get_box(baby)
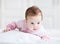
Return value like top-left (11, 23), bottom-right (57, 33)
top-left (3, 6), bottom-right (49, 40)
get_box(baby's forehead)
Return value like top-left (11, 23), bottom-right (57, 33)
top-left (27, 19), bottom-right (41, 23)
top-left (27, 16), bottom-right (41, 21)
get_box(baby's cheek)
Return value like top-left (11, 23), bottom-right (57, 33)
top-left (38, 26), bottom-right (40, 29)
top-left (27, 24), bottom-right (32, 28)
top-left (28, 26), bottom-right (33, 30)
top-left (38, 25), bottom-right (41, 29)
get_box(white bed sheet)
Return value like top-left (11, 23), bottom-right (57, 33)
top-left (0, 29), bottom-right (60, 44)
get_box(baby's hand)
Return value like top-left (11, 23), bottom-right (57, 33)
top-left (41, 35), bottom-right (50, 40)
top-left (3, 28), bottom-right (11, 32)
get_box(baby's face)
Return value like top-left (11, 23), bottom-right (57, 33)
top-left (26, 13), bottom-right (42, 31)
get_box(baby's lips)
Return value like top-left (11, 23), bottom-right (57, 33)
top-left (33, 29), bottom-right (37, 30)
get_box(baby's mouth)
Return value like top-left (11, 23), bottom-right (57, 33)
top-left (33, 29), bottom-right (37, 30)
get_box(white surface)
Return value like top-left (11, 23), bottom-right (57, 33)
top-left (0, 30), bottom-right (41, 44)
top-left (0, 29), bottom-right (60, 44)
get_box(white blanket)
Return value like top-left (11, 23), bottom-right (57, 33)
top-left (0, 30), bottom-right (60, 44)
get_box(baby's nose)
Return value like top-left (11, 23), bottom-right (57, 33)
top-left (33, 26), bottom-right (38, 30)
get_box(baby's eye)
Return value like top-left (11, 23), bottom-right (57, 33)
top-left (31, 22), bottom-right (34, 24)
top-left (37, 22), bottom-right (40, 24)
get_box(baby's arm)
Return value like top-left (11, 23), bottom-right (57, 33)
top-left (3, 22), bottom-right (17, 32)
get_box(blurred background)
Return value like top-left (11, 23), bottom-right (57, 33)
top-left (0, 0), bottom-right (60, 30)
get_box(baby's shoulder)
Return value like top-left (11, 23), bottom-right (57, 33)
top-left (16, 19), bottom-right (26, 28)
top-left (16, 19), bottom-right (26, 24)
